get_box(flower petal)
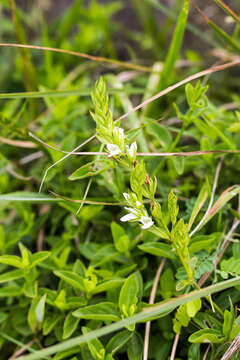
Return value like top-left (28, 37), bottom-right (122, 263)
top-left (123, 192), bottom-right (130, 201)
top-left (139, 216), bottom-right (154, 229)
top-left (120, 213), bottom-right (138, 222)
top-left (106, 144), bottom-right (121, 157)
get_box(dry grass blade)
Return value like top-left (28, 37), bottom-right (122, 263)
top-left (0, 43), bottom-right (153, 73)
top-left (0, 137), bottom-right (36, 148)
top-left (143, 258), bottom-right (166, 360)
top-left (221, 333), bottom-right (240, 360)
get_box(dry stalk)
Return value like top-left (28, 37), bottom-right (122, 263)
top-left (143, 258), bottom-right (166, 360)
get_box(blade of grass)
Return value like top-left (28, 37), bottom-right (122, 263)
top-left (214, 0), bottom-right (240, 24)
top-left (0, 87), bottom-right (144, 99)
top-left (0, 43), bottom-right (154, 73)
top-left (190, 0), bottom-right (240, 53)
top-left (146, 0), bottom-right (189, 115)
top-left (17, 277), bottom-right (240, 360)
top-left (145, 0), bottom-right (217, 46)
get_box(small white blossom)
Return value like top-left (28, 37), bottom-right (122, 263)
top-left (126, 141), bottom-right (137, 161)
top-left (139, 216), bottom-right (154, 230)
top-left (120, 213), bottom-right (138, 222)
top-left (124, 207), bottom-right (141, 216)
top-left (106, 144), bottom-right (121, 157)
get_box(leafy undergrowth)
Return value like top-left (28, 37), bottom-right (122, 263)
top-left (1, 1), bottom-right (240, 360)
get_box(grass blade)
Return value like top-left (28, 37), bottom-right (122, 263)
top-left (0, 87), bottom-right (144, 99)
top-left (18, 277), bottom-right (240, 360)
top-left (214, 0), bottom-right (240, 24)
top-left (191, 0), bottom-right (240, 53)
top-left (145, 0), bottom-right (189, 114)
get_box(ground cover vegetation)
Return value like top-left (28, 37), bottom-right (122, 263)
top-left (1, 0), bottom-right (240, 359)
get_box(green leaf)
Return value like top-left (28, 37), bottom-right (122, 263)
top-left (222, 305), bottom-right (234, 338)
top-left (0, 286), bottom-right (22, 297)
top-left (82, 327), bottom-right (105, 360)
top-left (69, 160), bottom-right (113, 181)
top-left (186, 299), bottom-right (202, 318)
top-left (188, 183), bottom-right (208, 231)
top-left (138, 242), bottom-right (176, 260)
top-left (119, 273), bottom-right (138, 325)
top-left (17, 277), bottom-right (240, 360)
top-left (53, 271), bottom-right (85, 291)
top-left (63, 313), bottom-right (80, 340)
top-left (189, 329), bottom-right (224, 344)
top-left (106, 330), bottom-right (133, 355)
top-left (168, 189), bottom-right (179, 226)
top-left (90, 245), bottom-right (119, 267)
top-left (160, 268), bottom-right (175, 299)
top-left (127, 332), bottom-right (143, 360)
top-left (145, 120), bottom-right (172, 149)
top-left (73, 303), bottom-right (120, 322)
top-left (0, 255), bottom-right (23, 268)
top-left (43, 314), bottom-right (62, 336)
top-left (130, 160), bottom-right (146, 194)
top-left (0, 269), bottom-right (24, 283)
top-left (30, 252), bottom-right (50, 268)
top-left (221, 257), bottom-right (240, 276)
top-left (91, 278), bottom-right (124, 295)
top-left (111, 222), bottom-right (130, 253)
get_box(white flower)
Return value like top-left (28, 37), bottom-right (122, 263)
top-left (113, 127), bottom-right (125, 140)
top-left (126, 141), bottom-right (137, 161)
top-left (106, 144), bottom-right (121, 157)
top-left (120, 213), bottom-right (138, 222)
top-left (139, 216), bottom-right (154, 230)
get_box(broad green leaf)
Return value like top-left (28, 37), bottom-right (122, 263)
top-left (138, 242), bottom-right (176, 260)
top-left (69, 160), bottom-right (113, 181)
top-left (189, 329), bottom-right (224, 344)
top-left (119, 273), bottom-right (138, 325)
top-left (90, 278), bottom-right (124, 295)
top-left (53, 346), bottom-right (81, 360)
top-left (0, 269), bottom-right (24, 283)
top-left (82, 327), bottom-right (105, 360)
top-left (90, 245), bottom-right (119, 267)
top-left (186, 299), bottom-right (202, 318)
top-left (145, 120), bottom-right (172, 149)
top-left (106, 330), bottom-right (132, 355)
top-left (73, 303), bottom-right (120, 322)
top-left (222, 306), bottom-right (234, 338)
top-left (111, 222), bottom-right (130, 253)
top-left (171, 157), bottom-right (185, 175)
top-left (43, 314), bottom-right (62, 336)
top-left (63, 313), bottom-right (80, 340)
top-left (53, 271), bottom-right (85, 291)
top-left (160, 268), bottom-right (175, 299)
top-left (30, 252), bottom-right (50, 268)
top-left (17, 277), bottom-right (240, 360)
top-left (0, 255), bottom-right (23, 269)
top-left (127, 332), bottom-right (143, 360)
top-left (35, 294), bottom-right (46, 324)
top-left (221, 257), bottom-right (240, 275)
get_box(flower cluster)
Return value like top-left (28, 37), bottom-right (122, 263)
top-left (106, 126), bottom-right (137, 163)
top-left (120, 192), bottom-right (154, 230)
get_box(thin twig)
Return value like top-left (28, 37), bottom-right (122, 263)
top-left (190, 157), bottom-right (223, 237)
top-left (143, 258), bottom-right (166, 360)
top-left (170, 334), bottom-right (180, 360)
top-left (203, 344), bottom-right (211, 360)
top-left (9, 340), bottom-right (35, 360)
